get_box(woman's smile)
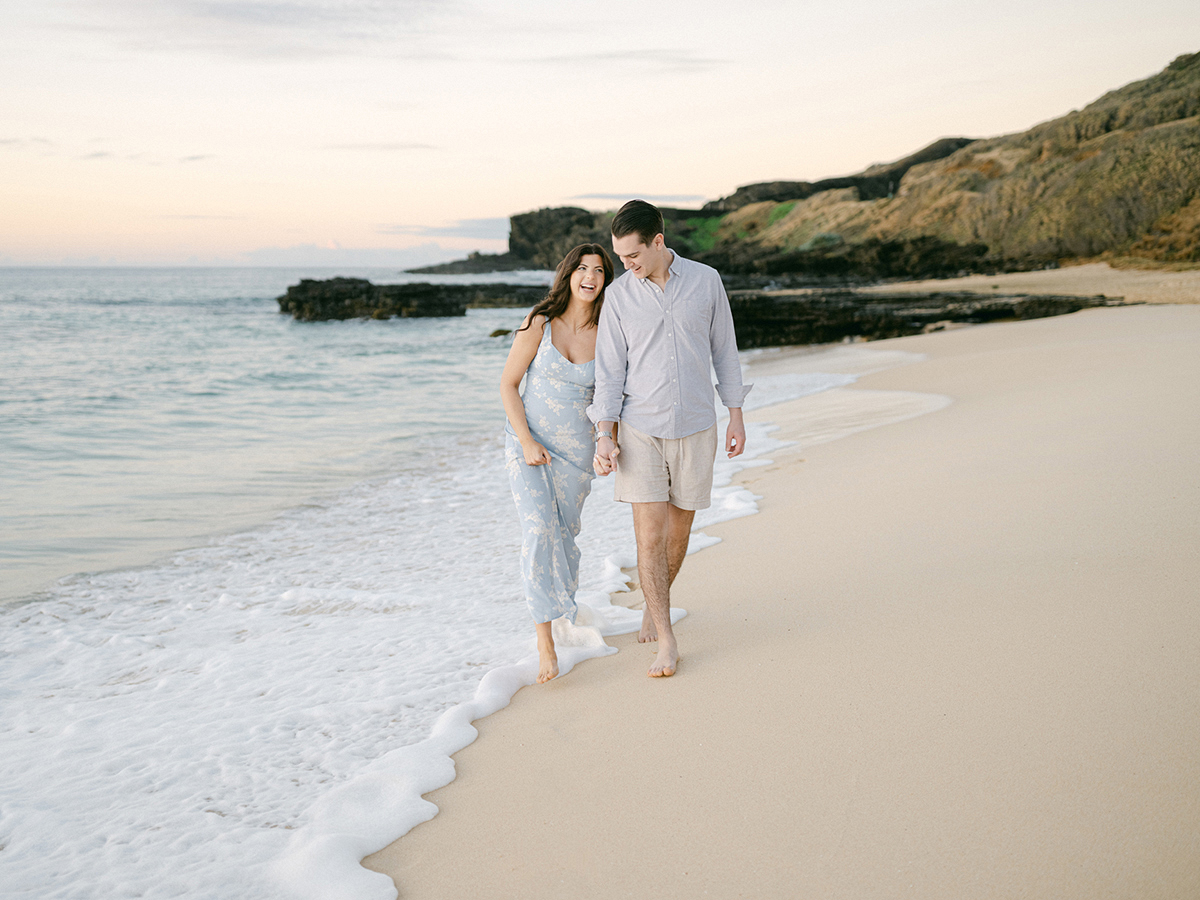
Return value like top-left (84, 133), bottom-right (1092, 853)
top-left (569, 254), bottom-right (607, 304)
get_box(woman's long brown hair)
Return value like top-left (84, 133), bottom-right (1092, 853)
top-left (515, 243), bottom-right (614, 333)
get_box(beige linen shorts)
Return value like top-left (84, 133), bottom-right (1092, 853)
top-left (613, 422), bottom-right (718, 510)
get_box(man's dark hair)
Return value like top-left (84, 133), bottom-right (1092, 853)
top-left (611, 199), bottom-right (664, 247)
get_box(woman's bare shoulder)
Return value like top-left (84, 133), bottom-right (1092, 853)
top-left (521, 310), bottom-right (549, 332)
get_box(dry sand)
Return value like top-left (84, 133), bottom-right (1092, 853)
top-left (861, 261), bottom-right (1200, 304)
top-left (363, 302), bottom-right (1200, 899)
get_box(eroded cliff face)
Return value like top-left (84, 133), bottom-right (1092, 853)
top-left (703, 51), bottom-right (1200, 273)
top-left (508, 207), bottom-right (612, 269)
top-left (413, 52), bottom-right (1199, 279)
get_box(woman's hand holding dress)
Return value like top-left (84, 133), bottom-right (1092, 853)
top-left (521, 439), bottom-right (552, 466)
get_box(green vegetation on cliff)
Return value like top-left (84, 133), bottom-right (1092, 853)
top-left (704, 51), bottom-right (1200, 274)
top-left (411, 52), bottom-right (1199, 279)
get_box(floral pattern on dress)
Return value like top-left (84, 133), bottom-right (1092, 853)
top-left (505, 316), bottom-right (596, 624)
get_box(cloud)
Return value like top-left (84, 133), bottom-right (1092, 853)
top-left (325, 142), bottom-right (439, 151)
top-left (572, 193), bottom-right (708, 204)
top-left (519, 48), bottom-right (727, 74)
top-left (375, 218), bottom-right (509, 240)
top-left (237, 241), bottom-right (461, 267)
top-left (179, 154), bottom-right (215, 162)
top-left (80, 151), bottom-right (113, 160)
top-left (51, 0), bottom-right (458, 60)
top-left (1, 137), bottom-right (54, 151)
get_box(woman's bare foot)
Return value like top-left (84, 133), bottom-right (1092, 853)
top-left (536, 622), bottom-right (558, 683)
top-left (537, 647), bottom-right (559, 683)
top-left (648, 641), bottom-right (679, 677)
top-left (638, 606), bottom-right (658, 643)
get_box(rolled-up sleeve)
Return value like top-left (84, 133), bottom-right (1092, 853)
top-left (587, 297), bottom-right (627, 425)
top-left (710, 277), bottom-right (752, 408)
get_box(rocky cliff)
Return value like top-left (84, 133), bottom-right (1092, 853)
top-left (408, 205), bottom-right (722, 273)
top-left (701, 137), bottom-right (978, 211)
top-left (413, 52), bottom-right (1199, 279)
top-left (703, 51), bottom-right (1200, 273)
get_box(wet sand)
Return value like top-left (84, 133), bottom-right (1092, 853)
top-left (363, 302), bottom-right (1200, 899)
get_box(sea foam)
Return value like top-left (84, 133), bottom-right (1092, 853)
top-left (0, 360), bottom-right (920, 900)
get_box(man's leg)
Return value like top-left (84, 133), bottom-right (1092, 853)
top-left (638, 503), bottom-right (696, 642)
top-left (632, 501), bottom-right (695, 676)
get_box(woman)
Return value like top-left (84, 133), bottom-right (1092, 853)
top-left (500, 243), bottom-right (615, 683)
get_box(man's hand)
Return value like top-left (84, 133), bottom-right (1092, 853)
top-left (725, 408), bottom-right (747, 458)
top-left (593, 435), bottom-right (620, 475)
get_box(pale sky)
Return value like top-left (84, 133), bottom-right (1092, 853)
top-left (2, 0), bottom-right (1197, 266)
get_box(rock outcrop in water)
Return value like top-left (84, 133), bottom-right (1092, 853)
top-left (279, 276), bottom-right (1127, 346)
top-left (727, 290), bottom-right (1126, 348)
top-left (277, 278), bottom-right (545, 322)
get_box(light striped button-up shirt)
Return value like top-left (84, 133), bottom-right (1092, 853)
top-left (587, 251), bottom-right (751, 439)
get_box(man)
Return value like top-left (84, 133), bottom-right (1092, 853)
top-left (589, 199), bottom-right (751, 677)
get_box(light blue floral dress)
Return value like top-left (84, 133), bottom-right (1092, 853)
top-left (505, 316), bottom-right (596, 624)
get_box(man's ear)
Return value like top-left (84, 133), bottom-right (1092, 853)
top-left (653, 233), bottom-right (666, 250)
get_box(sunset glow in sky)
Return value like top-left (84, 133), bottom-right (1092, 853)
top-left (2, 0), bottom-right (1197, 266)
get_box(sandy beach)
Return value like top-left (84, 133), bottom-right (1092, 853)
top-left (363, 300), bottom-right (1200, 899)
top-left (862, 261), bottom-right (1200, 305)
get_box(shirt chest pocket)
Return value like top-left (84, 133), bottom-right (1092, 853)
top-left (674, 296), bottom-right (712, 336)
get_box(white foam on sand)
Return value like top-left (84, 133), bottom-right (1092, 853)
top-left (271, 361), bottom-right (944, 900)
top-left (0, 346), bottom-right (946, 900)
top-left (268, 415), bottom-right (805, 900)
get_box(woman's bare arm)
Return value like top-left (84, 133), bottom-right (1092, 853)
top-left (500, 314), bottom-right (552, 465)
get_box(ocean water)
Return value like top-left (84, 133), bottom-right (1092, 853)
top-left (0, 268), bottom-right (895, 899)
top-left (0, 267), bottom-right (554, 603)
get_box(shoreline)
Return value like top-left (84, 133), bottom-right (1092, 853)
top-left (863, 260), bottom-right (1200, 304)
top-left (268, 349), bottom-right (920, 900)
top-left (362, 302), bottom-right (1200, 899)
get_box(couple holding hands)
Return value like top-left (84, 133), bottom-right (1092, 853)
top-left (500, 200), bottom-right (750, 682)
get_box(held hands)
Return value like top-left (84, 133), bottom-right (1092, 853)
top-left (521, 440), bottom-right (552, 466)
top-left (593, 436), bottom-right (619, 476)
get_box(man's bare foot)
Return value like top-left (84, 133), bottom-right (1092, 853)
top-left (638, 606), bottom-right (658, 643)
top-left (648, 642), bottom-right (679, 678)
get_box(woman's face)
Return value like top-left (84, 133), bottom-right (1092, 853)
top-left (569, 254), bottom-right (606, 304)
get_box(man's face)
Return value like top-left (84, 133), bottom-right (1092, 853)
top-left (611, 232), bottom-right (663, 279)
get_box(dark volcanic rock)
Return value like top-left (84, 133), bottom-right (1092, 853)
top-left (277, 278), bottom-right (545, 321)
top-left (508, 207), bottom-right (611, 269)
top-left (703, 235), bottom-right (997, 279)
top-left (728, 290), bottom-right (1125, 349)
top-left (416, 204), bottom-right (726, 274)
top-left (702, 138), bottom-right (979, 212)
top-left (406, 251), bottom-right (535, 275)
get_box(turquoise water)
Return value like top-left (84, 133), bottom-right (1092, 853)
top-left (0, 267), bottom-right (549, 601)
